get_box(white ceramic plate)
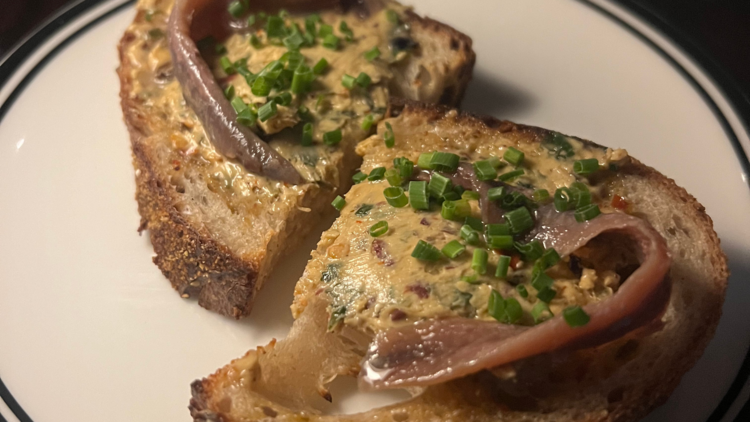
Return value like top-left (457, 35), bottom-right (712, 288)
top-left (1, 0), bottom-right (749, 421)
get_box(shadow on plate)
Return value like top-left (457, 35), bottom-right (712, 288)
top-left (461, 70), bottom-right (537, 119)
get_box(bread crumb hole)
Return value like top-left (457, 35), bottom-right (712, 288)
top-left (262, 406), bottom-right (278, 417)
top-left (392, 411), bottom-right (409, 421)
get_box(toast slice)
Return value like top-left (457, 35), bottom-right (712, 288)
top-left (189, 100), bottom-right (728, 421)
top-left (117, 0), bottom-right (475, 318)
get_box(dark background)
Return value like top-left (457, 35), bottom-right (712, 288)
top-left (1, 0), bottom-right (749, 420)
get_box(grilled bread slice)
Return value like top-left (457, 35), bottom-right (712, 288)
top-left (117, 0), bottom-right (475, 318)
top-left (189, 100), bottom-right (727, 422)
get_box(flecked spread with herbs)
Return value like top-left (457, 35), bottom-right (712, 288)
top-left (122, 0), bottom-right (414, 227)
top-left (294, 110), bottom-right (635, 334)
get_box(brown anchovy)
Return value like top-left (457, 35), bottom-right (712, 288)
top-left (167, 0), bottom-right (304, 185)
top-left (359, 205), bottom-right (671, 390)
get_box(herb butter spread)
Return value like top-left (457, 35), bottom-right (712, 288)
top-left (295, 115), bottom-right (635, 334)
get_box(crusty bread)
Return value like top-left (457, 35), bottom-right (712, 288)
top-left (117, 0), bottom-right (475, 318)
top-left (189, 100), bottom-right (728, 422)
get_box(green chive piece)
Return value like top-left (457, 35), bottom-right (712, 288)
top-left (339, 21), bottom-right (354, 41)
top-left (215, 43), bottom-right (228, 54)
top-left (503, 147), bottom-right (525, 166)
top-left (504, 207), bottom-right (534, 234)
top-left (250, 34), bottom-right (262, 48)
top-left (441, 200), bottom-right (471, 221)
top-left (385, 168), bottom-right (402, 187)
top-left (488, 290), bottom-right (505, 321)
top-left (323, 129), bottom-right (343, 146)
top-left (408, 181), bottom-right (429, 210)
top-left (537, 287), bottom-right (557, 303)
top-left (236, 107), bottom-right (257, 127)
top-left (460, 225), bottom-right (480, 246)
top-left (353, 171), bottom-right (367, 184)
top-left (278, 9), bottom-right (289, 19)
top-left (503, 298), bottom-right (523, 324)
top-left (428, 173), bottom-right (452, 199)
top-left (386, 9), bottom-right (400, 24)
top-left (223, 84), bottom-right (235, 99)
top-left (531, 271), bottom-right (554, 292)
top-left (369, 221), bottom-right (389, 237)
top-left (516, 240), bottom-right (544, 261)
top-left (563, 306), bottom-right (590, 327)
top-left (532, 189), bottom-right (550, 203)
top-left (258, 101), bottom-right (277, 122)
top-left (220, 56), bottom-right (236, 75)
top-left (462, 190), bottom-right (480, 201)
top-left (228, 1), bottom-right (246, 18)
top-left (251, 76), bottom-right (271, 96)
top-left (472, 249), bottom-right (489, 275)
top-left (313, 58), bottom-right (328, 75)
top-left (417, 152), bottom-right (435, 169)
top-left (318, 23), bottom-right (333, 38)
top-left (473, 160), bottom-right (497, 181)
top-left (283, 31), bottom-right (305, 50)
top-left (384, 186), bottom-right (408, 208)
top-left (441, 189), bottom-right (460, 202)
top-left (430, 152), bottom-right (460, 172)
top-left (384, 122), bottom-right (395, 148)
top-left (230, 96), bottom-right (247, 113)
top-left (323, 33), bottom-right (340, 49)
top-left (540, 248), bottom-right (561, 269)
top-left (291, 65), bottom-right (313, 94)
top-left (441, 240), bottom-right (465, 259)
top-left (411, 240), bottom-right (441, 261)
top-left (554, 188), bottom-right (572, 212)
top-left (365, 46), bottom-right (381, 61)
top-left (488, 156), bottom-right (503, 168)
top-left (368, 167), bottom-right (386, 181)
top-left (486, 223), bottom-right (510, 236)
top-left (575, 204), bottom-right (601, 222)
top-left (341, 74), bottom-right (356, 89)
top-left (462, 274), bottom-right (480, 284)
top-left (301, 122), bottom-right (314, 146)
top-left (464, 216), bottom-right (484, 232)
top-left (487, 186), bottom-right (505, 202)
top-left (516, 284), bottom-right (529, 298)
top-left (574, 158), bottom-right (600, 175)
top-left (498, 168), bottom-right (525, 182)
top-left (488, 235), bottom-right (513, 250)
top-left (246, 14), bottom-right (256, 26)
top-left (394, 157), bottom-right (414, 180)
top-left (532, 302), bottom-right (552, 324)
top-left (271, 92), bottom-right (292, 106)
top-left (332, 195), bottom-right (346, 211)
top-left (356, 72), bottom-right (372, 88)
top-left (496, 255), bottom-right (511, 278)
top-left (265, 16), bottom-right (286, 38)
top-left (361, 114), bottom-right (375, 131)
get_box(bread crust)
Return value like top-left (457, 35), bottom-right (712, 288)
top-left (189, 100), bottom-right (728, 422)
top-left (117, 3), bottom-right (475, 318)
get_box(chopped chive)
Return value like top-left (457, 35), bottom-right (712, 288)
top-left (301, 122), bottom-right (314, 146)
top-left (313, 58), bottom-right (328, 75)
top-left (496, 255), bottom-right (511, 278)
top-left (563, 306), bottom-right (590, 327)
top-left (283, 31), bottom-right (305, 50)
top-left (247, 14), bottom-right (256, 26)
top-left (385, 168), bottom-right (402, 187)
top-left (271, 92), bottom-right (292, 106)
top-left (441, 200), bottom-right (471, 220)
top-left (369, 221), bottom-right (389, 237)
top-left (540, 248), bottom-right (561, 268)
top-left (488, 235), bottom-right (513, 250)
top-left (488, 156), bottom-right (503, 168)
top-left (486, 223), bottom-right (510, 236)
top-left (361, 114), bottom-right (375, 131)
top-left (386, 9), bottom-right (400, 24)
top-left (488, 290), bottom-right (505, 321)
top-left (318, 23), bottom-right (333, 37)
top-left (384, 186), bottom-right (408, 208)
top-left (460, 224), bottom-right (480, 245)
top-left (574, 158), bottom-right (600, 175)
top-left (487, 186), bottom-right (505, 202)
top-left (228, 0), bottom-right (247, 18)
top-left (554, 188), bottom-right (572, 212)
top-left (411, 240), bottom-right (441, 261)
top-left (384, 122), bottom-right (395, 148)
top-left (291, 65), bottom-right (313, 94)
top-left (323, 33), bottom-right (340, 49)
top-left (430, 152), bottom-right (460, 172)
top-left (442, 189), bottom-right (461, 201)
top-left (251, 76), bottom-right (271, 96)
top-left (258, 101), bottom-right (277, 121)
top-left (532, 189), bottom-right (550, 203)
top-left (462, 190), bottom-right (480, 201)
top-left (341, 74), bottom-right (356, 89)
top-left (428, 173), bottom-right (452, 199)
top-left (367, 167), bottom-right (386, 181)
top-left (365, 46), bottom-right (381, 61)
top-left (278, 9), bottom-right (289, 19)
top-left (441, 240), bottom-right (465, 259)
top-left (323, 129), bottom-right (342, 145)
top-left (498, 168), bottom-right (525, 182)
top-left (464, 216), bottom-right (484, 232)
top-left (331, 195), bottom-right (346, 211)
top-left (230, 96), bottom-right (247, 113)
top-left (353, 171), bottom-right (367, 184)
top-left (339, 20), bottom-right (354, 41)
top-left (250, 34), bottom-right (262, 48)
top-left (531, 271), bottom-right (554, 292)
top-left (473, 160), bottom-right (497, 181)
top-left (472, 249), bottom-right (489, 275)
top-left (537, 287), bottom-right (557, 303)
top-left (417, 152), bottom-right (436, 169)
top-left (236, 107), bottom-right (257, 127)
top-left (223, 84), bottom-right (235, 99)
top-left (408, 181), bottom-right (429, 210)
top-left (462, 274), bottom-right (480, 284)
top-left (516, 240), bottom-right (544, 261)
top-left (575, 204), bottom-right (601, 222)
top-left (503, 298), bottom-right (523, 324)
top-left (394, 157), bottom-right (414, 180)
top-left (516, 284), bottom-right (529, 298)
top-left (532, 302), bottom-right (552, 324)
top-left (215, 43), bottom-right (228, 54)
top-left (356, 72), bottom-right (372, 88)
top-left (504, 206), bottom-right (534, 234)
top-left (503, 147), bottom-right (525, 166)
top-left (220, 56), bottom-right (236, 75)
top-left (266, 15), bottom-right (286, 38)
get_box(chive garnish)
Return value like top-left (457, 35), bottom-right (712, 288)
top-left (365, 46), bottom-right (381, 61)
top-left (356, 72), bottom-right (372, 88)
top-left (532, 302), bottom-right (552, 324)
top-left (441, 200), bottom-right (470, 221)
top-left (574, 158), bottom-right (600, 175)
top-left (532, 189), bottom-right (550, 203)
top-left (503, 147), bottom-right (525, 166)
top-left (486, 223), bottom-right (510, 236)
top-left (369, 221), bottom-right (389, 237)
top-left (236, 107), bottom-right (257, 127)
top-left (258, 101), bottom-right (277, 121)
top-left (301, 122), bottom-right (314, 146)
top-left (368, 167), bottom-right (386, 181)
top-left (496, 255), bottom-right (511, 278)
top-left (460, 224), bottom-right (480, 245)
top-left (430, 152), bottom-right (460, 172)
top-left (291, 65), bottom-right (313, 94)
top-left (383, 122), bottom-right (395, 148)
top-left (464, 216), bottom-right (484, 232)
top-left (384, 186), bottom-right (408, 208)
top-left (516, 240), bottom-right (544, 261)
top-left (537, 287), bottom-right (557, 303)
top-left (394, 157), bottom-right (414, 180)
top-left (411, 240), bottom-right (442, 261)
top-left (230, 96), bottom-right (247, 113)
top-left (361, 114), bottom-right (375, 131)
top-left (417, 152), bottom-right (435, 169)
top-left (563, 306), bottom-right (590, 327)
top-left (228, 1), bottom-right (247, 18)
top-left (516, 285), bottom-right (529, 298)
top-left (472, 249), bottom-right (489, 275)
top-left (331, 195), bottom-right (346, 211)
top-left (313, 58), bottom-right (328, 75)
top-left (575, 204), bottom-right (601, 222)
top-left (462, 190), bottom-right (480, 201)
top-left (323, 129), bottom-right (342, 145)
top-left (554, 188), bottom-right (571, 212)
top-left (441, 240), bottom-right (465, 259)
top-left (266, 16), bottom-right (286, 38)
top-left (498, 168), bottom-right (525, 182)
top-left (504, 206), bottom-right (534, 234)
top-left (323, 33), bottom-right (340, 49)
top-left (408, 181), bottom-right (429, 210)
top-left (352, 171), bottom-right (367, 184)
top-left (341, 74), bottom-right (356, 89)
top-left (531, 271), bottom-right (554, 292)
top-left (385, 168), bottom-right (402, 187)
top-left (339, 21), bottom-right (354, 41)
top-left (428, 173), bottom-right (452, 199)
top-left (487, 186), bottom-right (505, 202)
top-left (473, 160), bottom-right (497, 181)
top-left (220, 56), bottom-right (236, 75)
top-left (488, 235), bottom-right (513, 250)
